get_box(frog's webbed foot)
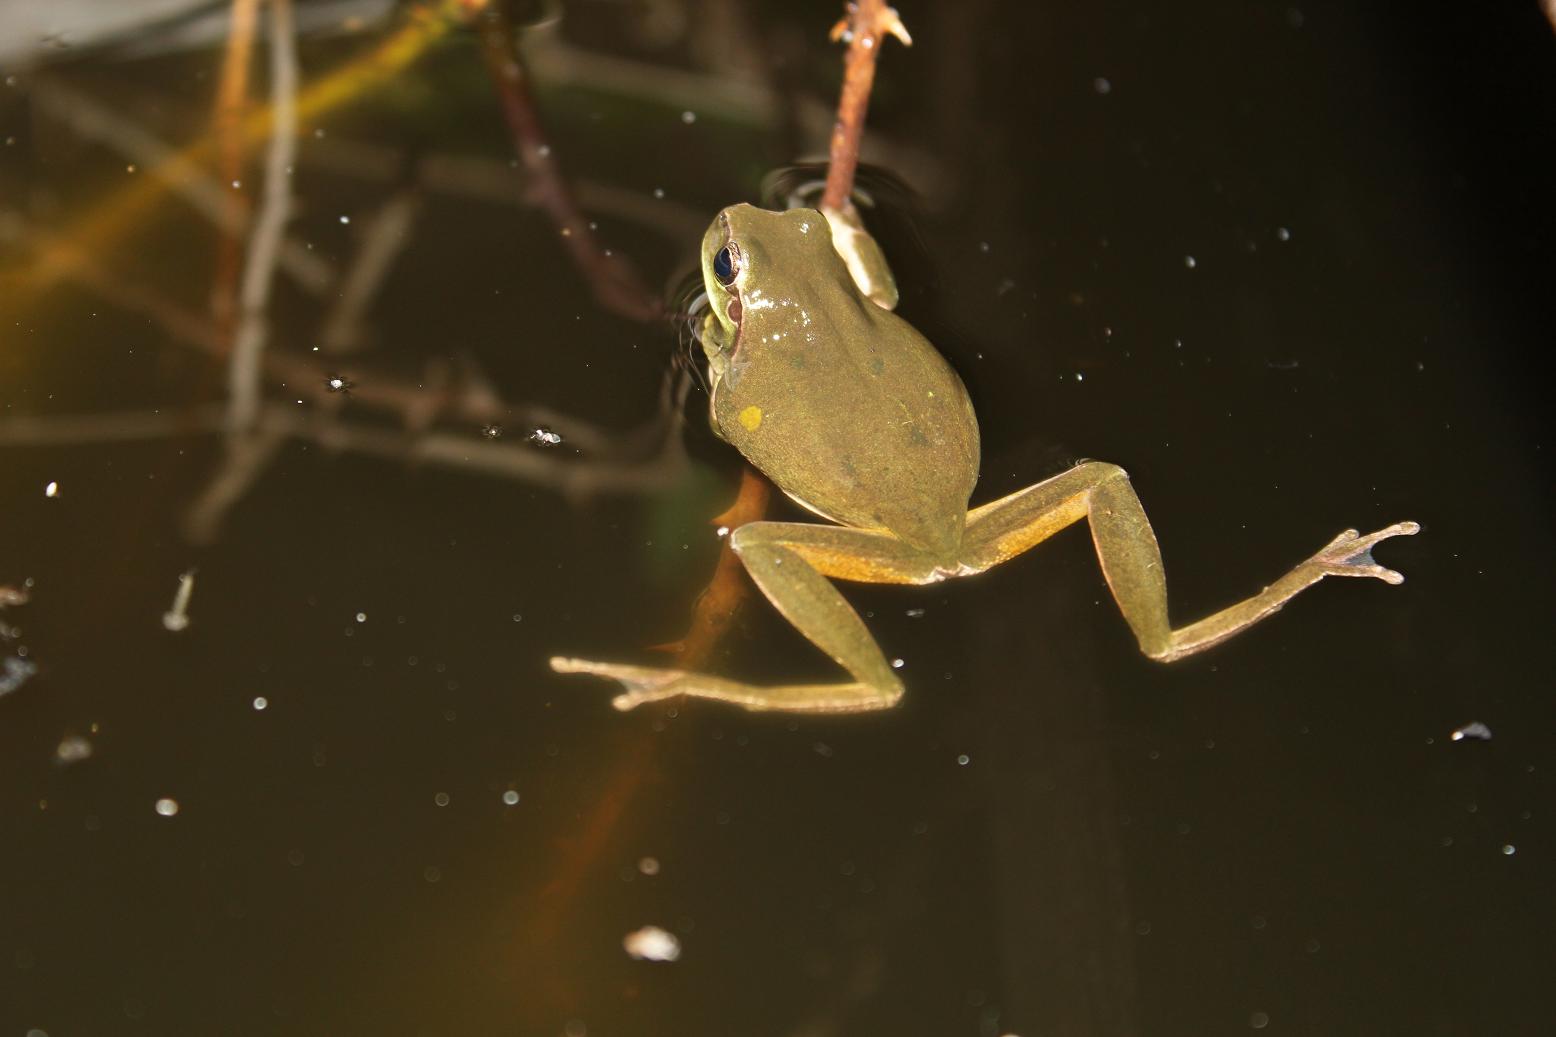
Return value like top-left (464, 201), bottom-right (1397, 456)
top-left (549, 657), bottom-right (692, 712)
top-left (1304, 521), bottom-right (1421, 585)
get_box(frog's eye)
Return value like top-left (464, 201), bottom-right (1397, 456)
top-left (713, 243), bottom-right (741, 286)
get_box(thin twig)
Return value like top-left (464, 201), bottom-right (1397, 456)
top-left (821, 0), bottom-right (912, 211)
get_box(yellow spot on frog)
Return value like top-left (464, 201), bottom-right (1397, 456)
top-left (739, 405), bottom-right (764, 431)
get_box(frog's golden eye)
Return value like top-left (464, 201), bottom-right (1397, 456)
top-left (713, 242), bottom-right (741, 286)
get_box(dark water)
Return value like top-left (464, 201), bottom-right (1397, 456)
top-left (1, 2), bottom-right (1552, 1034)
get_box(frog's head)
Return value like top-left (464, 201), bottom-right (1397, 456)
top-left (699, 204), bottom-right (838, 348)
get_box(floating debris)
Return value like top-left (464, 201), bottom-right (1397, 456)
top-left (637, 856), bottom-right (660, 876)
top-left (623, 925), bottom-right (681, 962)
top-left (44, 480), bottom-right (59, 498)
top-left (155, 797), bottom-right (180, 817)
top-left (480, 424), bottom-right (504, 440)
top-left (1450, 721), bottom-right (1492, 742)
top-left (324, 374), bottom-right (354, 394)
top-left (0, 656), bottom-right (37, 698)
top-left (55, 734), bottom-right (93, 765)
top-left (162, 571), bottom-right (196, 632)
top-left (0, 584), bottom-right (28, 608)
top-left (528, 427), bottom-right (563, 447)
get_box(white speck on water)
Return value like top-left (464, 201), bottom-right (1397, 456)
top-left (231, 179), bottom-right (241, 189)
top-left (623, 925), bottom-right (681, 961)
top-left (638, 856), bottom-right (660, 875)
top-left (1184, 255), bottom-right (1197, 269)
top-left (891, 658), bottom-right (905, 669)
top-left (1250, 1011), bottom-right (1270, 1030)
top-left (434, 792), bottom-right (450, 807)
top-left (680, 110), bottom-right (697, 124)
top-left (339, 215), bottom-right (350, 224)
top-left (957, 754), bottom-right (970, 766)
top-left (355, 612), bottom-right (366, 623)
top-left (653, 187), bottom-right (665, 199)
top-left (55, 735), bottom-right (93, 764)
top-left (1093, 76), bottom-right (1112, 94)
top-left (715, 526), bottom-right (730, 537)
top-left (1502, 844), bottom-right (1516, 856)
top-left (253, 696), bottom-right (268, 710)
top-left (1276, 226), bottom-right (1291, 242)
top-left (502, 790), bottom-right (520, 806)
top-left (162, 570), bottom-right (196, 632)
top-left (155, 798), bottom-right (180, 817)
top-left (44, 481), bottom-right (58, 498)
top-left (0, 657), bottom-right (39, 698)
top-left (1450, 721), bottom-right (1492, 741)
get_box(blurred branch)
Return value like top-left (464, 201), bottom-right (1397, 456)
top-left (319, 188), bottom-right (421, 354)
top-left (473, 3), bottom-right (662, 323)
top-left (228, 0), bottom-right (298, 433)
top-left (6, 0), bottom-right (488, 298)
top-left (28, 77), bottom-right (335, 295)
top-left (209, 0), bottom-right (261, 333)
top-left (0, 210), bottom-right (672, 456)
top-left (0, 402), bottom-right (688, 497)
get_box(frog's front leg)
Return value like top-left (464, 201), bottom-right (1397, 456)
top-left (551, 522), bottom-right (937, 713)
top-left (959, 461), bottom-right (1419, 661)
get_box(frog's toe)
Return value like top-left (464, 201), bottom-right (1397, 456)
top-left (1308, 521), bottom-right (1420, 583)
top-left (549, 656), bottom-right (689, 710)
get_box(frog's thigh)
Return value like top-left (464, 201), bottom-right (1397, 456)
top-left (733, 521), bottom-right (941, 585)
top-left (729, 522), bottom-right (924, 699)
top-left (960, 461), bottom-right (1172, 654)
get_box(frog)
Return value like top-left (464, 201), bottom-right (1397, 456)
top-left (551, 201), bottom-right (1419, 713)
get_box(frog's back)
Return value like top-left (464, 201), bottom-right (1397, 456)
top-left (714, 290), bottom-right (980, 558)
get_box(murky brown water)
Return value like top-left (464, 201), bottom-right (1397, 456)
top-left (1, 2), bottom-right (1551, 1034)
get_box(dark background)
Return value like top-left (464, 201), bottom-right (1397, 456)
top-left (1, 1), bottom-right (1551, 1034)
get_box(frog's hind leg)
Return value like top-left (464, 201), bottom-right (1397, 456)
top-left (959, 461), bottom-right (1418, 662)
top-left (552, 522), bottom-right (937, 713)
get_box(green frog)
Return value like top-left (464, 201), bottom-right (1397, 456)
top-left (551, 202), bottom-right (1418, 713)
